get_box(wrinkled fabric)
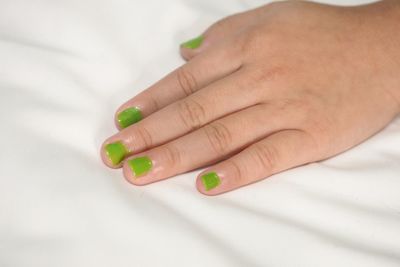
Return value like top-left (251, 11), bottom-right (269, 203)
top-left (0, 0), bottom-right (399, 266)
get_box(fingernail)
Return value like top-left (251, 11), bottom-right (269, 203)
top-left (128, 156), bottom-right (153, 177)
top-left (105, 142), bottom-right (128, 166)
top-left (200, 172), bottom-right (221, 191)
top-left (181, 36), bottom-right (204, 49)
top-left (117, 107), bottom-right (143, 129)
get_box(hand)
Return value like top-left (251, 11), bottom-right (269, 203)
top-left (101, 0), bottom-right (400, 195)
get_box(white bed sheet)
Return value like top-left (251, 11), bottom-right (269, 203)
top-left (0, 0), bottom-right (399, 266)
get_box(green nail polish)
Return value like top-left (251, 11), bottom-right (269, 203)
top-left (128, 156), bottom-right (153, 177)
top-left (201, 172), bottom-right (221, 191)
top-left (105, 142), bottom-right (128, 165)
top-left (181, 36), bottom-right (204, 49)
top-left (117, 107), bottom-right (143, 129)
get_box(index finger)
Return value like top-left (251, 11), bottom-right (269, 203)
top-left (114, 38), bottom-right (243, 129)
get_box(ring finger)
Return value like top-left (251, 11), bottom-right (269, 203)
top-left (121, 103), bottom-right (297, 185)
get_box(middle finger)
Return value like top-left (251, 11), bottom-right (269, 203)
top-left (101, 68), bottom-right (266, 167)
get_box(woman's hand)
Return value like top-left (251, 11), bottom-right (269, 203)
top-left (101, 1), bottom-right (400, 195)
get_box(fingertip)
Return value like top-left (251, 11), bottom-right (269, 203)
top-left (122, 155), bottom-right (155, 186)
top-left (100, 143), bottom-right (112, 168)
top-left (179, 35), bottom-right (206, 61)
top-left (122, 158), bottom-right (147, 186)
top-left (114, 103), bottom-right (130, 130)
top-left (114, 106), bottom-right (144, 130)
top-left (100, 140), bottom-right (129, 169)
top-left (196, 178), bottom-right (215, 196)
top-left (100, 145), bottom-right (122, 169)
top-left (196, 171), bottom-right (224, 196)
top-left (113, 113), bottom-right (123, 131)
top-left (122, 159), bottom-right (136, 184)
top-left (180, 46), bottom-right (201, 61)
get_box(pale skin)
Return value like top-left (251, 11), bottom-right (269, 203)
top-left (101, 0), bottom-right (400, 195)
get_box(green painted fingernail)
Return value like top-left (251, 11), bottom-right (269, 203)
top-left (201, 172), bottom-right (221, 191)
top-left (105, 142), bottom-right (128, 166)
top-left (128, 156), bottom-right (153, 177)
top-left (117, 107), bottom-right (143, 129)
top-left (181, 36), bottom-right (204, 49)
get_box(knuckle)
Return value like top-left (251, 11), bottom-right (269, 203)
top-left (211, 18), bottom-right (228, 31)
top-left (204, 122), bottom-right (233, 156)
top-left (305, 115), bottom-right (334, 155)
top-left (135, 126), bottom-right (153, 149)
top-left (177, 98), bottom-right (207, 131)
top-left (162, 145), bottom-right (182, 168)
top-left (291, 93), bottom-right (332, 137)
top-left (309, 115), bottom-right (331, 137)
top-left (238, 25), bottom-right (287, 61)
top-left (147, 93), bottom-right (160, 111)
top-left (226, 160), bottom-right (244, 185)
top-left (176, 66), bottom-right (198, 97)
top-left (238, 27), bottom-right (268, 58)
top-left (251, 143), bottom-right (280, 173)
top-left (237, 29), bottom-right (256, 58)
top-left (282, 98), bottom-right (312, 118)
top-left (304, 131), bottom-right (325, 159)
top-left (210, 15), bottom-right (236, 32)
top-left (247, 66), bottom-right (289, 87)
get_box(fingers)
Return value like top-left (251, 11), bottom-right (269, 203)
top-left (196, 130), bottom-right (319, 195)
top-left (121, 104), bottom-right (295, 185)
top-left (180, 7), bottom-right (266, 60)
top-left (102, 68), bottom-right (265, 168)
top-left (114, 41), bottom-right (242, 130)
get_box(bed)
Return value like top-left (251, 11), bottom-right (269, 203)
top-left (1, 0), bottom-right (399, 266)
